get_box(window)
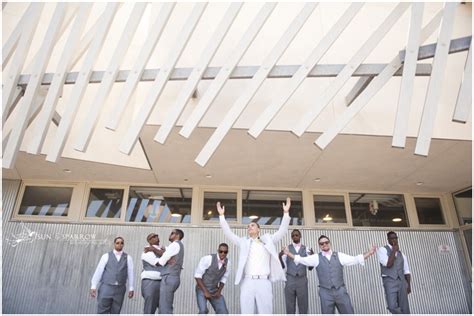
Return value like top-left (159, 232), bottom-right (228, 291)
top-left (18, 186), bottom-right (73, 217)
top-left (314, 195), bottom-right (347, 224)
top-left (127, 187), bottom-right (192, 223)
top-left (349, 193), bottom-right (408, 227)
top-left (203, 192), bottom-right (237, 222)
top-left (85, 188), bottom-right (124, 219)
top-left (453, 188), bottom-right (472, 225)
top-left (242, 190), bottom-right (303, 225)
top-left (414, 197), bottom-right (445, 225)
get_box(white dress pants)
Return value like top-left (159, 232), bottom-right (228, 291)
top-left (240, 278), bottom-right (272, 314)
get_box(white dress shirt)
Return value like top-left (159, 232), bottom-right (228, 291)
top-left (91, 249), bottom-right (134, 291)
top-left (245, 238), bottom-right (271, 276)
top-left (141, 244), bottom-right (162, 280)
top-left (157, 240), bottom-right (181, 266)
top-left (194, 255), bottom-right (231, 284)
top-left (281, 243), bottom-right (312, 267)
top-left (294, 251), bottom-right (365, 267)
top-left (377, 244), bottom-right (411, 276)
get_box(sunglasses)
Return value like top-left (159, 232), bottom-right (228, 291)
top-left (115, 242), bottom-right (124, 245)
top-left (319, 241), bottom-right (330, 246)
top-left (291, 234), bottom-right (300, 237)
top-left (219, 250), bottom-right (228, 254)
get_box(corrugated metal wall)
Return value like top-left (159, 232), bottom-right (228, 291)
top-left (2, 179), bottom-right (472, 314)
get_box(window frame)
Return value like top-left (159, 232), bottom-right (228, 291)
top-left (12, 180), bottom-right (83, 223)
top-left (81, 183), bottom-right (129, 224)
top-left (411, 194), bottom-right (449, 228)
top-left (310, 191), bottom-right (352, 227)
top-left (199, 187), bottom-right (241, 225)
top-left (124, 185), bottom-right (193, 225)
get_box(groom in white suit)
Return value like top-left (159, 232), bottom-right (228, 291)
top-left (216, 197), bottom-right (291, 314)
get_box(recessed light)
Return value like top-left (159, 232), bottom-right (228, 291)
top-left (207, 210), bottom-right (212, 215)
top-left (322, 214), bottom-right (333, 221)
top-left (392, 218), bottom-right (402, 222)
top-left (313, 178), bottom-right (321, 182)
top-left (171, 213), bottom-right (182, 217)
top-left (416, 182), bottom-right (424, 186)
top-left (249, 215), bottom-right (258, 220)
top-left (63, 169), bottom-right (72, 173)
top-left (205, 174), bottom-right (212, 178)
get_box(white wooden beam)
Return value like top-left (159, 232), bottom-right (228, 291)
top-left (3, 86), bottom-right (23, 122)
top-left (3, 89), bottom-right (47, 154)
top-left (27, 4), bottom-right (93, 155)
top-left (292, 3), bottom-right (410, 137)
top-left (23, 4), bottom-right (79, 74)
top-left (315, 10), bottom-right (444, 150)
top-left (248, 3), bottom-right (364, 139)
top-left (2, 3), bottom-right (34, 69)
top-left (392, 3), bottom-right (424, 148)
top-left (2, 3), bottom-right (44, 125)
top-left (154, 2), bottom-right (243, 144)
top-left (179, 3), bottom-right (277, 139)
top-left (3, 4), bottom-right (67, 169)
top-left (195, 3), bottom-right (318, 167)
top-left (452, 42), bottom-right (472, 123)
top-left (105, 3), bottom-right (175, 131)
top-left (73, 3), bottom-right (148, 152)
top-left (46, 3), bottom-right (119, 163)
top-left (345, 76), bottom-right (374, 106)
top-left (415, 3), bottom-right (457, 156)
top-left (119, 3), bottom-right (208, 155)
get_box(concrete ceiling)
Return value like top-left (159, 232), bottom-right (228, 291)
top-left (4, 125), bottom-right (471, 194)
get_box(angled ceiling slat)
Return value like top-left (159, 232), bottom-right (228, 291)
top-left (178, 2), bottom-right (277, 139)
top-left (46, 3), bottom-right (120, 163)
top-left (105, 3), bottom-right (175, 131)
top-left (315, 9), bottom-right (444, 150)
top-left (73, 3), bottom-right (148, 153)
top-left (195, 2), bottom-right (318, 167)
top-left (154, 2), bottom-right (244, 145)
top-left (119, 3), bottom-right (208, 155)
top-left (452, 43), bottom-right (472, 123)
top-left (392, 3), bottom-right (424, 148)
top-left (3, 3), bottom-right (67, 169)
top-left (2, 3), bottom-right (44, 125)
top-left (247, 3), bottom-right (364, 139)
top-left (26, 4), bottom-right (93, 155)
top-left (415, 3), bottom-right (457, 156)
top-left (345, 76), bottom-right (374, 106)
top-left (292, 3), bottom-right (411, 137)
top-left (2, 3), bottom-right (34, 69)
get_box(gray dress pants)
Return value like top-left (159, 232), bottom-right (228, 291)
top-left (318, 286), bottom-right (355, 314)
top-left (382, 277), bottom-right (410, 314)
top-left (159, 275), bottom-right (181, 314)
top-left (142, 279), bottom-right (161, 314)
top-left (97, 284), bottom-right (126, 314)
top-left (285, 274), bottom-right (309, 314)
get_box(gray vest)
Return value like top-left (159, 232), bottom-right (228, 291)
top-left (286, 244), bottom-right (308, 277)
top-left (380, 245), bottom-right (405, 280)
top-left (162, 240), bottom-right (184, 277)
top-left (316, 252), bottom-right (345, 289)
top-left (101, 251), bottom-right (128, 286)
top-left (201, 254), bottom-right (228, 293)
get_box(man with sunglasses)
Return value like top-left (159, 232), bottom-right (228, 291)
top-left (141, 233), bottom-right (164, 314)
top-left (216, 197), bottom-right (291, 314)
top-left (284, 235), bottom-right (376, 314)
top-left (153, 229), bottom-right (185, 314)
top-left (279, 229), bottom-right (314, 314)
top-left (377, 231), bottom-right (411, 314)
top-left (194, 243), bottom-right (231, 314)
top-left (90, 236), bottom-right (134, 314)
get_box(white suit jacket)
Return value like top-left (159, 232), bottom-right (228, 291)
top-left (219, 213), bottom-right (291, 285)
